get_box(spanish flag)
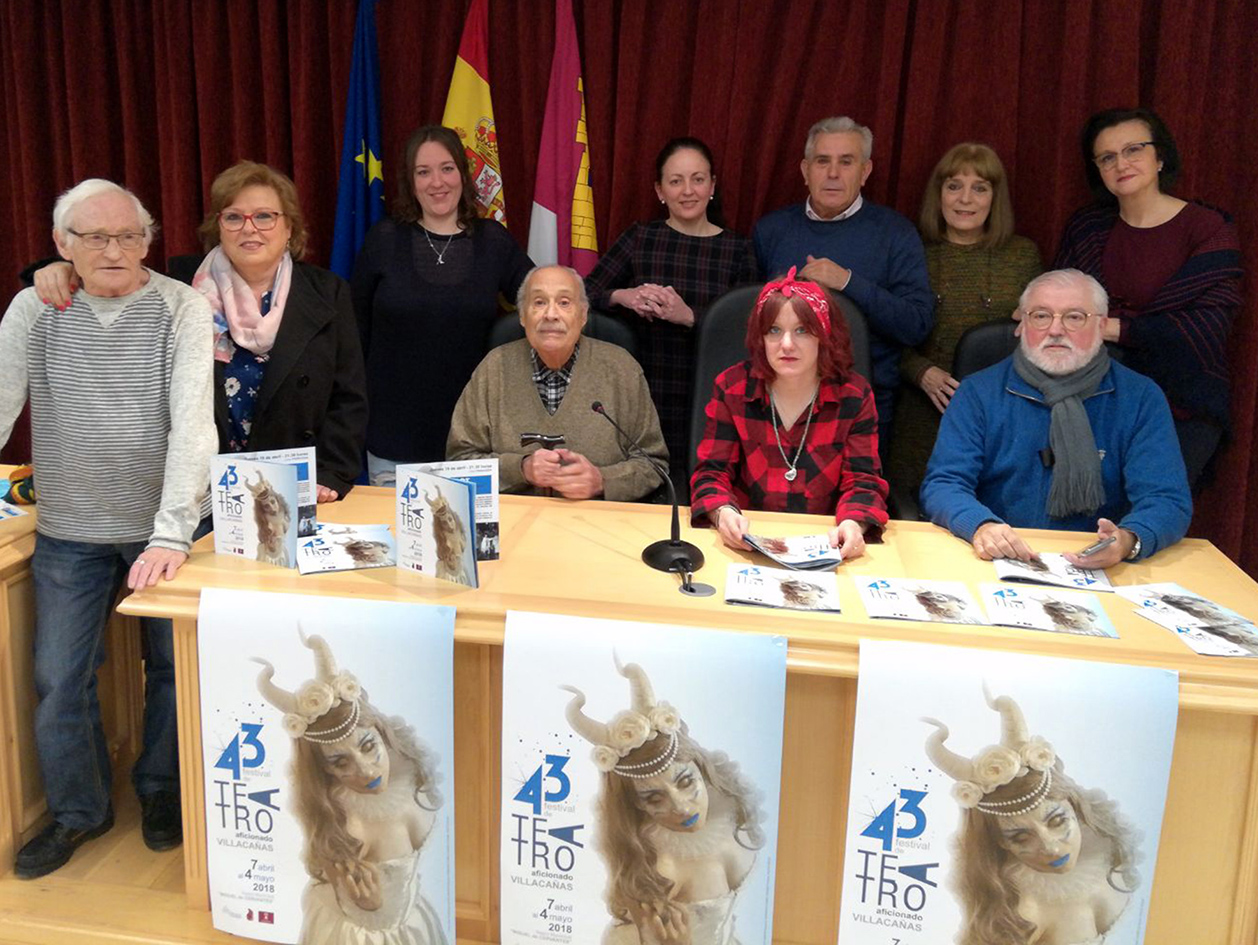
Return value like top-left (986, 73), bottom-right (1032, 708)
top-left (527, 0), bottom-right (598, 275)
top-left (442, 0), bottom-right (506, 223)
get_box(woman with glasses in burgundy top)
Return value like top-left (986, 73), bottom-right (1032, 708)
top-left (1054, 107), bottom-right (1242, 489)
top-left (690, 269), bottom-right (889, 558)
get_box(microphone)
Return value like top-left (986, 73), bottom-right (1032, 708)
top-left (592, 401), bottom-right (705, 578)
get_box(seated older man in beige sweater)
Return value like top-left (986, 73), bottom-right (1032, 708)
top-left (447, 265), bottom-right (667, 501)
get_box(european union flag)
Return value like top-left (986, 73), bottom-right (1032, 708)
top-left (330, 0), bottom-right (384, 279)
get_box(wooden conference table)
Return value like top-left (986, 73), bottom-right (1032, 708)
top-left (7, 487), bottom-right (1258, 944)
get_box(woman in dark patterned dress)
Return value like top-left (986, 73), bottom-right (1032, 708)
top-left (585, 138), bottom-right (758, 492)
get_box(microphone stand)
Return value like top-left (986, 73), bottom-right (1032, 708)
top-left (591, 402), bottom-right (705, 582)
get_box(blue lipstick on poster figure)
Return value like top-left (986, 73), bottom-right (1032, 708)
top-left (1049, 853), bottom-right (1070, 868)
top-left (682, 812), bottom-right (699, 828)
top-left (367, 775), bottom-right (382, 790)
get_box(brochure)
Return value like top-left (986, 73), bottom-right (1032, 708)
top-left (233, 446), bottom-right (317, 536)
top-left (743, 533), bottom-right (842, 570)
top-left (209, 455), bottom-right (299, 568)
top-left (1115, 582), bottom-right (1258, 657)
top-left (724, 563), bottom-right (842, 612)
top-left (296, 523), bottom-right (396, 575)
top-left (395, 465), bottom-right (479, 588)
top-left (979, 583), bottom-right (1117, 637)
top-left (993, 553), bottom-right (1113, 592)
top-left (856, 577), bottom-right (986, 625)
top-left (409, 458), bottom-right (500, 560)
top-left (0, 499), bottom-right (27, 519)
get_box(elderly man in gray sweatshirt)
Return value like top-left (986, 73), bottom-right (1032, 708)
top-left (0, 179), bottom-right (215, 877)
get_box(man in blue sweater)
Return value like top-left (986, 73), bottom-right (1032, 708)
top-left (921, 270), bottom-right (1191, 568)
top-left (753, 116), bottom-right (933, 447)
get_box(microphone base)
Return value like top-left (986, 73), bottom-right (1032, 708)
top-left (642, 539), bottom-right (705, 574)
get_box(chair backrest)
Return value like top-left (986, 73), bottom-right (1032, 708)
top-left (687, 284), bottom-right (873, 475)
top-left (952, 319), bottom-right (1018, 380)
top-left (487, 309), bottom-right (639, 360)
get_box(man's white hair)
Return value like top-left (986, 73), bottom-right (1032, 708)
top-left (516, 264), bottom-right (589, 312)
top-left (1018, 269), bottom-right (1108, 315)
top-left (804, 116), bottom-right (873, 162)
top-left (52, 178), bottom-right (156, 246)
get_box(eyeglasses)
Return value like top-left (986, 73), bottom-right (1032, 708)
top-left (67, 229), bottom-right (146, 251)
top-left (1022, 309), bottom-right (1098, 331)
top-left (1092, 141), bottom-right (1154, 171)
top-left (218, 210), bottom-right (284, 231)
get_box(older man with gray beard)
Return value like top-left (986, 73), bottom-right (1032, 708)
top-left (921, 269), bottom-right (1190, 568)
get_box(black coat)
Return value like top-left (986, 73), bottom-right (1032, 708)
top-left (213, 262), bottom-right (368, 496)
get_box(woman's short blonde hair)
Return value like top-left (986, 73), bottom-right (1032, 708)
top-left (918, 143), bottom-right (1015, 248)
top-left (197, 161), bottom-right (309, 259)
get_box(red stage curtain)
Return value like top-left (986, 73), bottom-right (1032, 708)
top-left (1, 0), bottom-right (1255, 577)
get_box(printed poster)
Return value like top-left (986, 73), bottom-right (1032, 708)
top-left (501, 611), bottom-right (787, 945)
top-left (837, 640), bottom-right (1178, 945)
top-left (198, 589), bottom-right (455, 944)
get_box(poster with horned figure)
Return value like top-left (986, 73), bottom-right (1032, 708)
top-left (395, 465), bottom-right (478, 588)
top-left (500, 611), bottom-right (788, 945)
top-left (198, 588), bottom-right (455, 945)
top-left (836, 640), bottom-right (1178, 945)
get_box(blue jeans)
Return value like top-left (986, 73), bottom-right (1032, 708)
top-left (31, 533), bottom-right (179, 829)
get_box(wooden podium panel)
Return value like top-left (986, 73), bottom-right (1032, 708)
top-left (3, 486), bottom-right (1257, 943)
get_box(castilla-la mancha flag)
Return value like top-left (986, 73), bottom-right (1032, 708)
top-left (527, 0), bottom-right (598, 275)
top-left (441, 0), bottom-right (506, 223)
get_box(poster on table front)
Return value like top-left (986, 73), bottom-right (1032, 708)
top-left (198, 588), bottom-right (455, 945)
top-left (501, 611), bottom-right (787, 945)
top-left (836, 640), bottom-right (1178, 945)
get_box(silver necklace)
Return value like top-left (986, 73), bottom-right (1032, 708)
top-left (423, 226), bottom-right (455, 264)
top-left (769, 385), bottom-right (818, 482)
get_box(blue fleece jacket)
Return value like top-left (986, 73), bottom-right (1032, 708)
top-left (752, 201), bottom-right (934, 423)
top-left (920, 356), bottom-right (1191, 559)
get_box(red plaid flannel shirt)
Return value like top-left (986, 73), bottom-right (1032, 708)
top-left (690, 362), bottom-right (889, 533)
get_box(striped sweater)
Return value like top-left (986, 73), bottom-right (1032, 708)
top-left (0, 271), bottom-right (216, 551)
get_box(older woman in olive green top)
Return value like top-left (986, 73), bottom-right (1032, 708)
top-left (887, 143), bottom-right (1042, 492)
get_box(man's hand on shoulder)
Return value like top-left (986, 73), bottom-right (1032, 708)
top-left (799, 255), bottom-right (851, 291)
top-left (971, 522), bottom-right (1036, 561)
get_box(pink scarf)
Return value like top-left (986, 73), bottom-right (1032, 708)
top-left (193, 246), bottom-right (293, 361)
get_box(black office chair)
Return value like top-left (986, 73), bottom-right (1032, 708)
top-left (487, 308), bottom-right (639, 360)
top-left (952, 319), bottom-right (1019, 380)
top-left (687, 283), bottom-right (872, 476)
top-left (892, 318), bottom-right (1019, 522)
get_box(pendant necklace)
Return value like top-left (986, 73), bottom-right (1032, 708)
top-left (424, 226), bottom-right (455, 265)
top-left (769, 385), bottom-right (819, 482)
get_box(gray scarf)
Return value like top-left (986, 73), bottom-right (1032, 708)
top-left (1012, 345), bottom-right (1110, 518)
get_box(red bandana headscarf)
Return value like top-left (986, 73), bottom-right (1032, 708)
top-left (753, 266), bottom-right (831, 335)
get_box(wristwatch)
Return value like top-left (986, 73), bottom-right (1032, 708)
top-left (1124, 530), bottom-right (1142, 561)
